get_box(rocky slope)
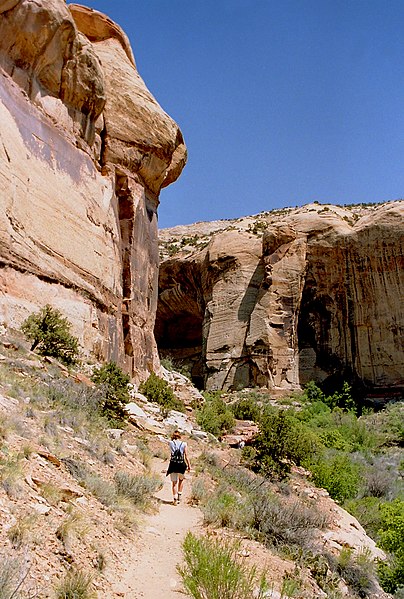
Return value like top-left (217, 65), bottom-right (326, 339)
top-left (0, 1), bottom-right (186, 383)
top-left (0, 334), bottom-right (392, 598)
top-left (157, 202), bottom-right (404, 397)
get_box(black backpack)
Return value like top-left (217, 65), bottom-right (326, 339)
top-left (171, 442), bottom-right (185, 465)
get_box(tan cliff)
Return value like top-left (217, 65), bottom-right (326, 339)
top-left (0, 1), bottom-right (186, 381)
top-left (157, 202), bottom-right (404, 397)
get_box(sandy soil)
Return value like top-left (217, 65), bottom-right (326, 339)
top-left (113, 459), bottom-right (201, 598)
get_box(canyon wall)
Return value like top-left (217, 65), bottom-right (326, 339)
top-left (157, 202), bottom-right (404, 398)
top-left (0, 1), bottom-right (186, 381)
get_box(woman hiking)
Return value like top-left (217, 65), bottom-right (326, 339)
top-left (166, 430), bottom-right (191, 505)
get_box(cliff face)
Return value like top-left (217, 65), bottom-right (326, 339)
top-left (0, 1), bottom-right (186, 381)
top-left (157, 202), bottom-right (404, 397)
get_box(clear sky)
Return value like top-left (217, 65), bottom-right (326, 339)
top-left (77, 1), bottom-right (404, 228)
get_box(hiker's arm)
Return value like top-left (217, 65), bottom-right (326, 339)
top-left (184, 447), bottom-right (191, 470)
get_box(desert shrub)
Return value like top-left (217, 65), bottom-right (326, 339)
top-left (84, 474), bottom-right (117, 507)
top-left (196, 393), bottom-right (235, 438)
top-left (309, 451), bottom-right (362, 503)
top-left (250, 487), bottom-right (328, 549)
top-left (201, 487), bottom-right (248, 529)
top-left (190, 479), bottom-right (209, 505)
top-left (336, 547), bottom-right (375, 598)
top-left (344, 497), bottom-right (384, 540)
top-left (139, 372), bottom-right (184, 412)
top-left (61, 457), bottom-right (117, 506)
top-left (361, 462), bottom-right (396, 499)
top-left (365, 402), bottom-right (404, 448)
top-left (46, 379), bottom-right (112, 440)
top-left (91, 362), bottom-right (130, 423)
top-left (377, 499), bottom-right (404, 594)
top-left (230, 397), bottom-right (261, 421)
top-left (114, 470), bottom-right (162, 506)
top-left (248, 408), bottom-right (321, 479)
top-left (196, 451), bottom-right (220, 473)
top-left (332, 411), bottom-right (377, 451)
top-left (178, 532), bottom-right (268, 599)
top-left (21, 304), bottom-right (79, 366)
top-left (55, 569), bottom-right (96, 599)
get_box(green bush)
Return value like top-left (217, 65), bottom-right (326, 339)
top-left (178, 532), bottom-right (268, 599)
top-left (91, 362), bottom-right (130, 423)
top-left (21, 304), bottom-right (79, 366)
top-left (319, 428), bottom-right (352, 451)
top-left (344, 497), bottom-right (384, 540)
top-left (309, 452), bottom-right (361, 503)
top-left (377, 499), bottom-right (404, 594)
top-left (302, 381), bottom-right (356, 413)
top-left (336, 547), bottom-right (375, 598)
top-left (230, 397), bottom-right (261, 421)
top-left (248, 408), bottom-right (321, 479)
top-left (139, 372), bottom-right (184, 412)
top-left (196, 393), bottom-right (235, 438)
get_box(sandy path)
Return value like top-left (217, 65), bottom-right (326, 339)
top-left (114, 459), bottom-right (201, 598)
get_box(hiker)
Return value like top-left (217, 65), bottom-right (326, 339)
top-left (166, 430), bottom-right (191, 504)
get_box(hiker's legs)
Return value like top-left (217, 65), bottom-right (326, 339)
top-left (177, 474), bottom-right (185, 501)
top-left (170, 473), bottom-right (179, 502)
top-left (178, 476), bottom-right (185, 494)
top-left (172, 480), bottom-right (178, 499)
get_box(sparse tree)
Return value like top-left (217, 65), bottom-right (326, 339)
top-left (91, 362), bottom-right (130, 423)
top-left (21, 304), bottom-right (79, 366)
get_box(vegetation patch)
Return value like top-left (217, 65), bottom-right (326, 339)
top-left (55, 568), bottom-right (96, 599)
top-left (178, 532), bottom-right (268, 599)
top-left (139, 372), bottom-right (184, 413)
top-left (196, 392), bottom-right (235, 438)
top-left (91, 361), bottom-right (130, 424)
top-left (21, 304), bottom-right (79, 366)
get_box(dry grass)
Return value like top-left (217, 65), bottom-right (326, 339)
top-left (7, 513), bottom-right (37, 549)
top-left (0, 453), bottom-right (25, 498)
top-left (56, 509), bottom-right (89, 551)
top-left (54, 568), bottom-right (96, 599)
top-left (40, 481), bottom-right (64, 506)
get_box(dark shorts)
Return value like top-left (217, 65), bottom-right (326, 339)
top-left (166, 459), bottom-right (187, 476)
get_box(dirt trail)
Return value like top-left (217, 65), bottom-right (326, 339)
top-left (114, 459), bottom-right (201, 598)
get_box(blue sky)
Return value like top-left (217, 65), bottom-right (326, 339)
top-left (78, 1), bottom-right (404, 228)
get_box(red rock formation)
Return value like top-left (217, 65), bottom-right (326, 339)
top-left (0, 0), bottom-right (186, 382)
top-left (157, 203), bottom-right (404, 398)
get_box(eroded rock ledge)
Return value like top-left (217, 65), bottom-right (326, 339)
top-left (0, 0), bottom-right (186, 381)
top-left (157, 202), bottom-right (404, 398)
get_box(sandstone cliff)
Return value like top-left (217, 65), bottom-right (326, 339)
top-left (157, 202), bottom-right (404, 398)
top-left (0, 1), bottom-right (186, 381)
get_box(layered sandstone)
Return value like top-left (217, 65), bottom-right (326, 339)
top-left (0, 1), bottom-right (186, 381)
top-left (157, 202), bottom-right (404, 397)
